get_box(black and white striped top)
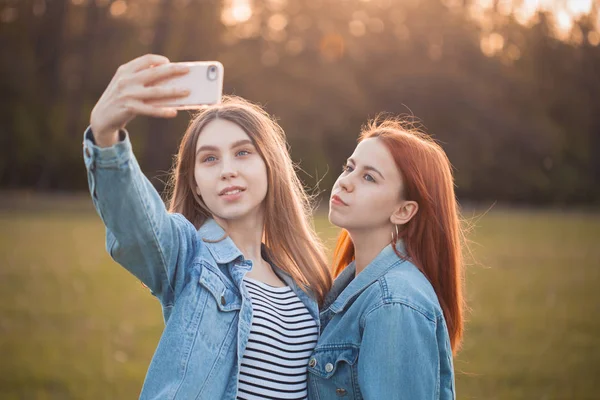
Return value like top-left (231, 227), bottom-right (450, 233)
top-left (237, 277), bottom-right (318, 400)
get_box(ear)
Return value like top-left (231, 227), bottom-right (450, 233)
top-left (390, 200), bottom-right (418, 225)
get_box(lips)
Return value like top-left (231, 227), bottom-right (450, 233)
top-left (219, 186), bottom-right (246, 196)
top-left (330, 194), bottom-right (348, 206)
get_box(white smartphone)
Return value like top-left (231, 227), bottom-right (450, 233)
top-left (152, 61), bottom-right (224, 109)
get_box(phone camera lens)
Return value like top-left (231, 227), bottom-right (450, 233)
top-left (207, 64), bottom-right (218, 81)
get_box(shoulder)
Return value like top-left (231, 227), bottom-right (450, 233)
top-left (368, 259), bottom-right (443, 323)
top-left (168, 212), bottom-right (207, 261)
top-left (170, 212), bottom-right (194, 229)
top-left (170, 213), bottom-right (201, 242)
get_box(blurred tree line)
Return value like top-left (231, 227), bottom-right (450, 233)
top-left (1, 0), bottom-right (599, 204)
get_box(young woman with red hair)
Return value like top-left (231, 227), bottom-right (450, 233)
top-left (307, 118), bottom-right (465, 400)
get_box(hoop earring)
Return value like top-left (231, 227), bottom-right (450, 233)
top-left (391, 224), bottom-right (399, 242)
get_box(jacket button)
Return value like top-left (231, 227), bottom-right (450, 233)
top-left (325, 363), bottom-right (334, 373)
top-left (220, 295), bottom-right (226, 306)
top-left (336, 388), bottom-right (347, 396)
top-left (308, 358), bottom-right (317, 368)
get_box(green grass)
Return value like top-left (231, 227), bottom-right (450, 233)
top-left (0, 195), bottom-right (599, 399)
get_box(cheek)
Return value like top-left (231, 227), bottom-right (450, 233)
top-left (249, 159), bottom-right (268, 191)
top-left (359, 185), bottom-right (398, 216)
top-left (194, 166), bottom-right (214, 196)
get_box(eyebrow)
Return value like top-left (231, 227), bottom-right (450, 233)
top-left (196, 139), bottom-right (254, 156)
top-left (347, 157), bottom-right (385, 180)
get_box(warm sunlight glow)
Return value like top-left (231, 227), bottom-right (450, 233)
top-left (221, 0), bottom-right (252, 26)
top-left (217, 0), bottom-right (599, 42)
top-left (349, 20), bottom-right (366, 37)
top-left (566, 0), bottom-right (593, 16)
top-left (555, 9), bottom-right (573, 39)
top-left (480, 32), bottom-right (505, 57)
top-left (588, 31), bottom-right (600, 46)
top-left (267, 0), bottom-right (288, 12)
top-left (441, 0), bottom-right (463, 10)
top-left (110, 0), bottom-right (128, 18)
top-left (232, 2), bottom-right (252, 22)
top-left (513, 0), bottom-right (539, 25)
top-left (472, 0), bottom-right (594, 39)
top-left (216, 0), bottom-right (599, 49)
top-left (268, 13), bottom-right (288, 31)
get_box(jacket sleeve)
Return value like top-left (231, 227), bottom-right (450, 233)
top-left (357, 302), bottom-right (444, 400)
top-left (82, 126), bottom-right (199, 307)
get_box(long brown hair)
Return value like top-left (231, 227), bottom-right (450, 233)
top-left (167, 96), bottom-right (332, 305)
top-left (332, 117), bottom-right (465, 353)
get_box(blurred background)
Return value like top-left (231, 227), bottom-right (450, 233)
top-left (0, 0), bottom-right (599, 398)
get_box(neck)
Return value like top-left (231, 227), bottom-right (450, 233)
top-left (348, 224), bottom-right (393, 276)
top-left (214, 209), bottom-right (265, 265)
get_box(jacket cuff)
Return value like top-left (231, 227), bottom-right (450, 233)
top-left (82, 126), bottom-right (132, 169)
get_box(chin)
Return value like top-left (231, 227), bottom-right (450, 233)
top-left (215, 209), bottom-right (249, 221)
top-left (328, 211), bottom-right (348, 229)
top-left (214, 203), bottom-right (261, 222)
top-left (330, 213), bottom-right (372, 233)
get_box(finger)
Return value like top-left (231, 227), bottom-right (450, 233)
top-left (122, 54), bottom-right (170, 74)
top-left (128, 86), bottom-right (190, 100)
top-left (123, 101), bottom-right (178, 119)
top-left (136, 63), bottom-right (190, 87)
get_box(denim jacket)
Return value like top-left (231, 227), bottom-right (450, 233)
top-left (307, 243), bottom-right (455, 400)
top-left (82, 127), bottom-right (320, 399)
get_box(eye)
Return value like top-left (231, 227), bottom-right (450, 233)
top-left (364, 174), bottom-right (376, 183)
top-left (236, 149), bottom-right (251, 157)
top-left (342, 163), bottom-right (354, 173)
top-left (202, 155), bottom-right (217, 163)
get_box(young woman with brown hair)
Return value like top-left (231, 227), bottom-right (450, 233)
top-left (84, 54), bottom-right (331, 399)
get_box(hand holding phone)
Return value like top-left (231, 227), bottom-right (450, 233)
top-left (149, 61), bottom-right (224, 109)
top-left (90, 54), bottom-right (192, 147)
top-left (89, 55), bottom-right (224, 148)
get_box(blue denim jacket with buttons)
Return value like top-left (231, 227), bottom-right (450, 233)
top-left (82, 127), bottom-right (320, 399)
top-left (307, 242), bottom-right (455, 400)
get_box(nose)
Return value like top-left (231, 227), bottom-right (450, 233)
top-left (338, 174), bottom-right (354, 193)
top-left (220, 157), bottom-right (238, 180)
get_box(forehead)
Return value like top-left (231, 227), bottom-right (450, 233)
top-left (195, 118), bottom-right (252, 150)
top-left (352, 138), bottom-right (395, 168)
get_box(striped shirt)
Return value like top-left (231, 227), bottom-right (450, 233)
top-left (237, 277), bottom-right (318, 400)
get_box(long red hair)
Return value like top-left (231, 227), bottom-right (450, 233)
top-left (332, 118), bottom-right (465, 353)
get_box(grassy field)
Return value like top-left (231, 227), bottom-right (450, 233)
top-left (0, 195), bottom-right (599, 399)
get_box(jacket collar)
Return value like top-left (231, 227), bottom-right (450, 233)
top-left (198, 218), bottom-right (318, 306)
top-left (197, 218), bottom-right (319, 320)
top-left (323, 241), bottom-right (407, 314)
top-left (197, 218), bottom-right (244, 264)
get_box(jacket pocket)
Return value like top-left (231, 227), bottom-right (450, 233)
top-left (308, 345), bottom-right (362, 400)
top-left (198, 265), bottom-right (242, 312)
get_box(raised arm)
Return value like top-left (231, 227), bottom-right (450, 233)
top-left (84, 54), bottom-right (197, 307)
